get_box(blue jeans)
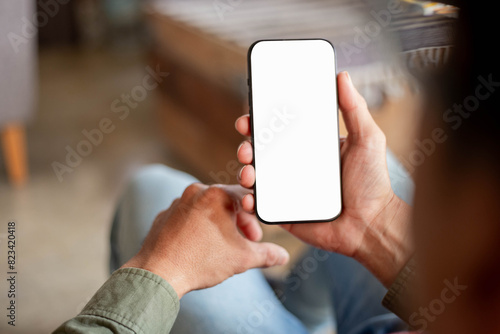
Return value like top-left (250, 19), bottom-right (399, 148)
top-left (110, 151), bottom-right (414, 334)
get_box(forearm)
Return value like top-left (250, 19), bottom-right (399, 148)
top-left (355, 193), bottom-right (414, 288)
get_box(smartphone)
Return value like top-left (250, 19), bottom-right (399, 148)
top-left (247, 39), bottom-right (342, 224)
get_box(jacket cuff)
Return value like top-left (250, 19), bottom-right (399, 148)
top-left (80, 267), bottom-right (180, 334)
top-left (382, 258), bottom-right (417, 324)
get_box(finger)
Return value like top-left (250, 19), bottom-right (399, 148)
top-left (235, 115), bottom-right (251, 137)
top-left (241, 193), bottom-right (255, 213)
top-left (245, 241), bottom-right (289, 268)
top-left (237, 140), bottom-right (253, 164)
top-left (238, 165), bottom-right (255, 189)
top-left (338, 71), bottom-right (380, 142)
top-left (214, 184), bottom-right (252, 202)
top-left (236, 211), bottom-right (262, 241)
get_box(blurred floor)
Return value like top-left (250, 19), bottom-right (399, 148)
top-left (0, 46), bottom-right (185, 333)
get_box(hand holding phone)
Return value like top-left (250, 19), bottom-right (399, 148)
top-left (237, 70), bottom-right (413, 287)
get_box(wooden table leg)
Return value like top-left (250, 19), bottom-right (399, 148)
top-left (1, 124), bottom-right (29, 186)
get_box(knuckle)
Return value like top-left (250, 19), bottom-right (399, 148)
top-left (171, 198), bottom-right (181, 207)
top-left (182, 182), bottom-right (203, 199)
top-left (263, 247), bottom-right (278, 267)
top-left (203, 186), bottom-right (228, 201)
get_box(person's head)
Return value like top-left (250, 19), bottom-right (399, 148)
top-left (412, 2), bottom-right (500, 332)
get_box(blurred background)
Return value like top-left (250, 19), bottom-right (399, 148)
top-left (0, 0), bottom-right (457, 332)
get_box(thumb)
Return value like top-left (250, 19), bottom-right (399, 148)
top-left (245, 241), bottom-right (290, 269)
top-left (338, 71), bottom-right (380, 142)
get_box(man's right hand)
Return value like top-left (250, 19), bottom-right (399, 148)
top-left (235, 71), bottom-right (413, 287)
top-left (122, 183), bottom-right (289, 298)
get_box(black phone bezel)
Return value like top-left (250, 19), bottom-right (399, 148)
top-left (247, 38), bottom-right (343, 225)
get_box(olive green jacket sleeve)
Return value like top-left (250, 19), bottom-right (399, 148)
top-left (53, 268), bottom-right (180, 334)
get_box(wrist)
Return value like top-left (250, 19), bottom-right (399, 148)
top-left (355, 193), bottom-right (413, 288)
top-left (121, 255), bottom-right (191, 299)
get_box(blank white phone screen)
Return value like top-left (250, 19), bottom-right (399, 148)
top-left (249, 39), bottom-right (342, 223)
